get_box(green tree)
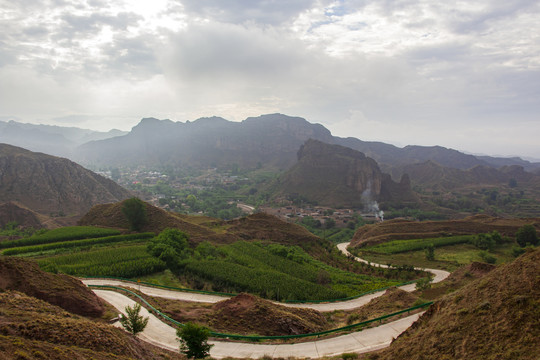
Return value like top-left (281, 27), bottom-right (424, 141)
top-left (147, 228), bottom-right (190, 269)
top-left (516, 224), bottom-right (539, 247)
top-left (119, 303), bottom-right (149, 335)
top-left (177, 322), bottom-right (213, 359)
top-left (122, 198), bottom-right (147, 231)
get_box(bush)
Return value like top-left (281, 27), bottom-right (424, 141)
top-left (479, 251), bottom-right (496, 264)
top-left (424, 243), bottom-right (435, 261)
top-left (415, 277), bottom-right (432, 291)
top-left (177, 323), bottom-right (213, 359)
top-left (516, 224), bottom-right (539, 247)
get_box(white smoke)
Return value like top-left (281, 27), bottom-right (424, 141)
top-left (361, 180), bottom-right (384, 221)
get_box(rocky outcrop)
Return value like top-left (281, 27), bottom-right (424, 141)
top-left (274, 140), bottom-right (418, 208)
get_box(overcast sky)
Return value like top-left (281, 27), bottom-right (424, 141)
top-left (1, 0), bottom-right (539, 158)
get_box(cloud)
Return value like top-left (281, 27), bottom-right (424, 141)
top-left (180, 0), bottom-right (328, 24)
top-left (0, 0), bottom-right (539, 157)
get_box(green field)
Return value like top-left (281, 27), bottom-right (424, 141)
top-left (183, 241), bottom-right (400, 301)
top-left (5, 225), bottom-right (414, 302)
top-left (355, 243), bottom-right (518, 271)
top-left (0, 226), bottom-right (121, 249)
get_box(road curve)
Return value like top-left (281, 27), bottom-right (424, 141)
top-left (84, 243), bottom-right (448, 312)
top-left (94, 289), bottom-right (424, 359)
top-left (336, 242), bottom-right (450, 284)
top-left (87, 241), bottom-right (449, 358)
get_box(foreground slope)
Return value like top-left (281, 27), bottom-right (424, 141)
top-left (0, 257), bottom-right (178, 360)
top-left (368, 248), bottom-right (540, 360)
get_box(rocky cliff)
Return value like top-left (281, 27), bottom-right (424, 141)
top-left (274, 140), bottom-right (418, 208)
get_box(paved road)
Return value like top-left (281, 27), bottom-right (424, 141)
top-left (87, 241), bottom-right (449, 358)
top-left (83, 242), bottom-right (448, 312)
top-left (94, 289), bottom-right (423, 359)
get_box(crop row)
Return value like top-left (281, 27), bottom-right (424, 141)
top-left (362, 235), bottom-right (474, 254)
top-left (0, 226), bottom-right (121, 249)
top-left (184, 241), bottom-right (400, 301)
top-left (184, 259), bottom-right (346, 301)
top-left (38, 245), bottom-right (166, 278)
top-left (3, 233), bottom-right (154, 255)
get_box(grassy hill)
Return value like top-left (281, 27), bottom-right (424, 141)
top-left (363, 248), bottom-right (540, 360)
top-left (0, 257), bottom-right (178, 360)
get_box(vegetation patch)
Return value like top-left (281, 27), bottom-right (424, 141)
top-left (0, 226), bottom-right (121, 249)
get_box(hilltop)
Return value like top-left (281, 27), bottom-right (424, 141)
top-left (365, 248), bottom-right (540, 360)
top-left (0, 144), bottom-right (131, 227)
top-left (350, 215), bottom-right (540, 247)
top-left (78, 199), bottom-right (217, 241)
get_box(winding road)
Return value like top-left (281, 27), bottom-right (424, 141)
top-left (86, 242), bottom-right (449, 358)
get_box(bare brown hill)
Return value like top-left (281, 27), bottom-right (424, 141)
top-left (211, 293), bottom-right (328, 335)
top-left (0, 256), bottom-right (104, 317)
top-left (78, 199), bottom-right (217, 240)
top-left (0, 143), bottom-right (131, 223)
top-left (351, 215), bottom-right (540, 247)
top-left (0, 202), bottom-right (43, 229)
top-left (0, 291), bottom-right (177, 360)
top-left (365, 248), bottom-right (540, 360)
top-left (226, 212), bottom-right (321, 245)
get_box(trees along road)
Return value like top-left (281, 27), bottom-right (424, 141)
top-left (85, 242), bottom-right (449, 358)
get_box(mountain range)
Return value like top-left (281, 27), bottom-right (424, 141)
top-left (71, 114), bottom-right (540, 175)
top-left (0, 119), bottom-right (127, 158)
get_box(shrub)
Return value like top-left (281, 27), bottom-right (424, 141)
top-left (516, 224), bottom-right (539, 247)
top-left (424, 243), bottom-right (435, 261)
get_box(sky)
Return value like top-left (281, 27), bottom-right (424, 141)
top-left (1, 0), bottom-right (539, 159)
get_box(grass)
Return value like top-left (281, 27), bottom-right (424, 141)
top-left (356, 243), bottom-right (518, 272)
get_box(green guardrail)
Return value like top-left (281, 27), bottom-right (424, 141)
top-left (84, 276), bottom-right (427, 303)
top-left (89, 284), bottom-right (433, 341)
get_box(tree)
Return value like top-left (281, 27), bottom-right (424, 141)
top-left (119, 303), bottom-right (149, 335)
top-left (122, 197), bottom-right (147, 231)
top-left (147, 228), bottom-right (190, 269)
top-left (516, 224), bottom-right (539, 247)
top-left (177, 322), bottom-right (213, 359)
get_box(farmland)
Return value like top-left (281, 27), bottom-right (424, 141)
top-left (2, 224), bottom-right (418, 302)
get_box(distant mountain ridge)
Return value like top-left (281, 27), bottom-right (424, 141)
top-left (0, 119), bottom-right (127, 158)
top-left (0, 143), bottom-right (131, 226)
top-left (73, 114), bottom-right (540, 174)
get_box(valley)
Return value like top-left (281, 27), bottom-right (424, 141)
top-left (0, 114), bottom-right (539, 359)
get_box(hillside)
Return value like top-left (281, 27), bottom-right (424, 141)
top-left (78, 199), bottom-right (217, 241)
top-left (0, 256), bottom-right (105, 317)
top-left (0, 144), bottom-right (131, 224)
top-left (273, 139), bottom-right (419, 208)
top-left (350, 215), bottom-right (540, 247)
top-left (366, 248), bottom-right (540, 360)
top-left (74, 114), bottom-right (540, 173)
